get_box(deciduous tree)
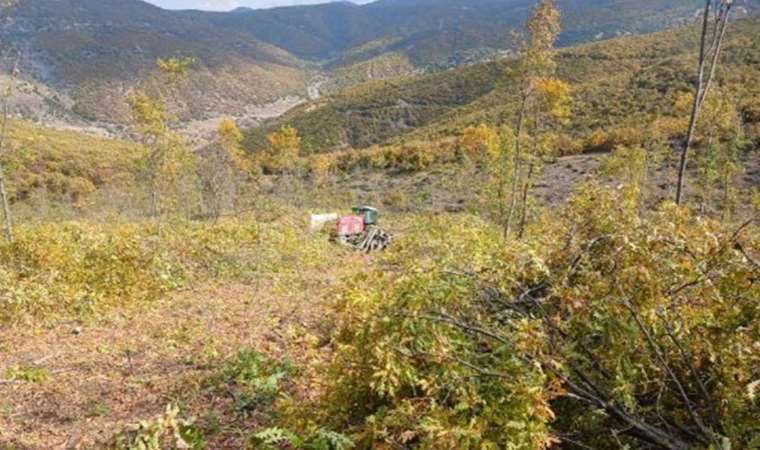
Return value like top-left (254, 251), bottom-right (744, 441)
top-left (517, 76), bottom-right (571, 238)
top-left (0, 55), bottom-right (19, 243)
top-left (676, 0), bottom-right (734, 205)
top-left (200, 118), bottom-right (252, 218)
top-left (460, 124), bottom-right (499, 163)
top-left (0, 0), bottom-right (20, 242)
top-left (505, 0), bottom-right (562, 239)
top-left (128, 57), bottom-right (197, 222)
top-left (264, 126), bottom-right (301, 174)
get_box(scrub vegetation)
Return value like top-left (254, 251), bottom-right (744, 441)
top-left (0, 1), bottom-right (758, 449)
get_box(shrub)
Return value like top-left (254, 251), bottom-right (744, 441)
top-left (262, 126), bottom-right (301, 174)
top-left (280, 185), bottom-right (759, 450)
top-left (742, 96), bottom-right (760, 123)
top-left (0, 216), bottom-right (335, 324)
top-left (580, 127), bottom-right (646, 154)
top-left (459, 124), bottom-right (499, 163)
top-left (114, 404), bottom-right (203, 450)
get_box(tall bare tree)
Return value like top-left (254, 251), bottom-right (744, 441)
top-left (0, 1), bottom-right (22, 243)
top-left (0, 56), bottom-right (19, 244)
top-left (504, 0), bottom-right (561, 239)
top-left (676, 0), bottom-right (733, 205)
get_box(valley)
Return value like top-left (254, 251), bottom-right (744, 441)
top-left (3, 0), bottom-right (760, 134)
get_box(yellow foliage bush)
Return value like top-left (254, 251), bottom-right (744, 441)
top-left (0, 215), bottom-right (334, 324)
top-left (309, 154), bottom-right (334, 185)
top-left (279, 184), bottom-right (759, 450)
top-left (263, 126), bottom-right (301, 174)
top-left (1, 120), bottom-right (144, 201)
top-left (652, 116), bottom-right (688, 140)
top-left (323, 138), bottom-right (460, 174)
top-left (459, 124), bottom-right (499, 162)
top-left (742, 96), bottom-right (760, 126)
top-left (580, 126), bottom-right (646, 153)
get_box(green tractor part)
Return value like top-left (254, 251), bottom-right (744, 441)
top-left (352, 206), bottom-right (379, 226)
top-left (332, 206), bottom-right (391, 253)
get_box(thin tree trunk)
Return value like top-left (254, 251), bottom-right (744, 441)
top-left (721, 164), bottom-right (730, 222)
top-left (698, 4), bottom-right (731, 112)
top-left (676, 0), bottom-right (731, 205)
top-left (0, 167), bottom-right (12, 243)
top-left (0, 56), bottom-right (19, 244)
top-left (518, 109), bottom-right (542, 239)
top-left (496, 158), bottom-right (506, 227)
top-left (505, 93), bottom-right (528, 239)
top-left (676, 0), bottom-right (712, 205)
top-left (151, 188), bottom-right (159, 219)
top-left (517, 162), bottom-right (535, 239)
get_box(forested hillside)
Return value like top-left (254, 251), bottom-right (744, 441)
top-left (3, 0), bottom-right (758, 126)
top-left (245, 18), bottom-right (760, 153)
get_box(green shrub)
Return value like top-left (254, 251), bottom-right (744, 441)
top-left (277, 185), bottom-right (759, 450)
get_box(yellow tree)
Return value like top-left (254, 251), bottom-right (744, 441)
top-left (264, 125), bottom-right (300, 174)
top-left (487, 126), bottom-right (517, 229)
top-left (200, 118), bottom-right (253, 218)
top-left (309, 154), bottom-right (333, 187)
top-left (0, 55), bottom-right (19, 243)
top-left (517, 77), bottom-right (571, 238)
top-left (460, 124), bottom-right (499, 163)
top-left (674, 90), bottom-right (742, 216)
top-left (0, 0), bottom-right (20, 243)
top-left (504, 0), bottom-right (561, 239)
top-left (218, 118), bottom-right (249, 172)
top-left (128, 57), bottom-right (197, 221)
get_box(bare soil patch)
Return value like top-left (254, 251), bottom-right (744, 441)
top-left (0, 249), bottom-right (364, 449)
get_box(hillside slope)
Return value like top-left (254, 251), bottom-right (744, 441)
top-left (1, 0), bottom-right (308, 124)
top-left (3, 0), bottom-right (759, 127)
top-left (0, 120), bottom-right (144, 208)
top-left (218, 0), bottom-right (760, 66)
top-left (244, 18), bottom-right (760, 153)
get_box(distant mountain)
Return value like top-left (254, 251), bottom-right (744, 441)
top-left (216, 0), bottom-right (760, 64)
top-left (1, 0), bottom-right (758, 127)
top-left (0, 0), bottom-right (308, 125)
top-left (242, 18), bottom-right (760, 154)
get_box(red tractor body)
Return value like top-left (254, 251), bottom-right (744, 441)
top-left (336, 215), bottom-right (365, 236)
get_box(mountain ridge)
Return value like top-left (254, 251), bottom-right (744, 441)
top-left (242, 17), bottom-right (760, 155)
top-left (1, 0), bottom-right (758, 128)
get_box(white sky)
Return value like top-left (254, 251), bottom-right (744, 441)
top-left (144, 0), bottom-right (372, 11)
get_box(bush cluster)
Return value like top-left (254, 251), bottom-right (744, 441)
top-left (272, 184), bottom-right (759, 449)
top-left (0, 215), bottom-right (332, 324)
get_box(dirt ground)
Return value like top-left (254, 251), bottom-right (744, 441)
top-left (344, 148), bottom-right (759, 215)
top-left (0, 249), bottom-right (366, 449)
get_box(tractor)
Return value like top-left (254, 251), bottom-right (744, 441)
top-left (333, 206), bottom-right (392, 253)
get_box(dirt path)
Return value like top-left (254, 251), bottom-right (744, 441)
top-left (0, 250), bottom-right (365, 449)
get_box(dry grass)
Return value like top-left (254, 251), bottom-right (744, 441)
top-left (0, 247), bottom-right (368, 449)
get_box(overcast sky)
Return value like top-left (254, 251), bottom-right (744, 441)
top-left (144, 0), bottom-right (372, 11)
